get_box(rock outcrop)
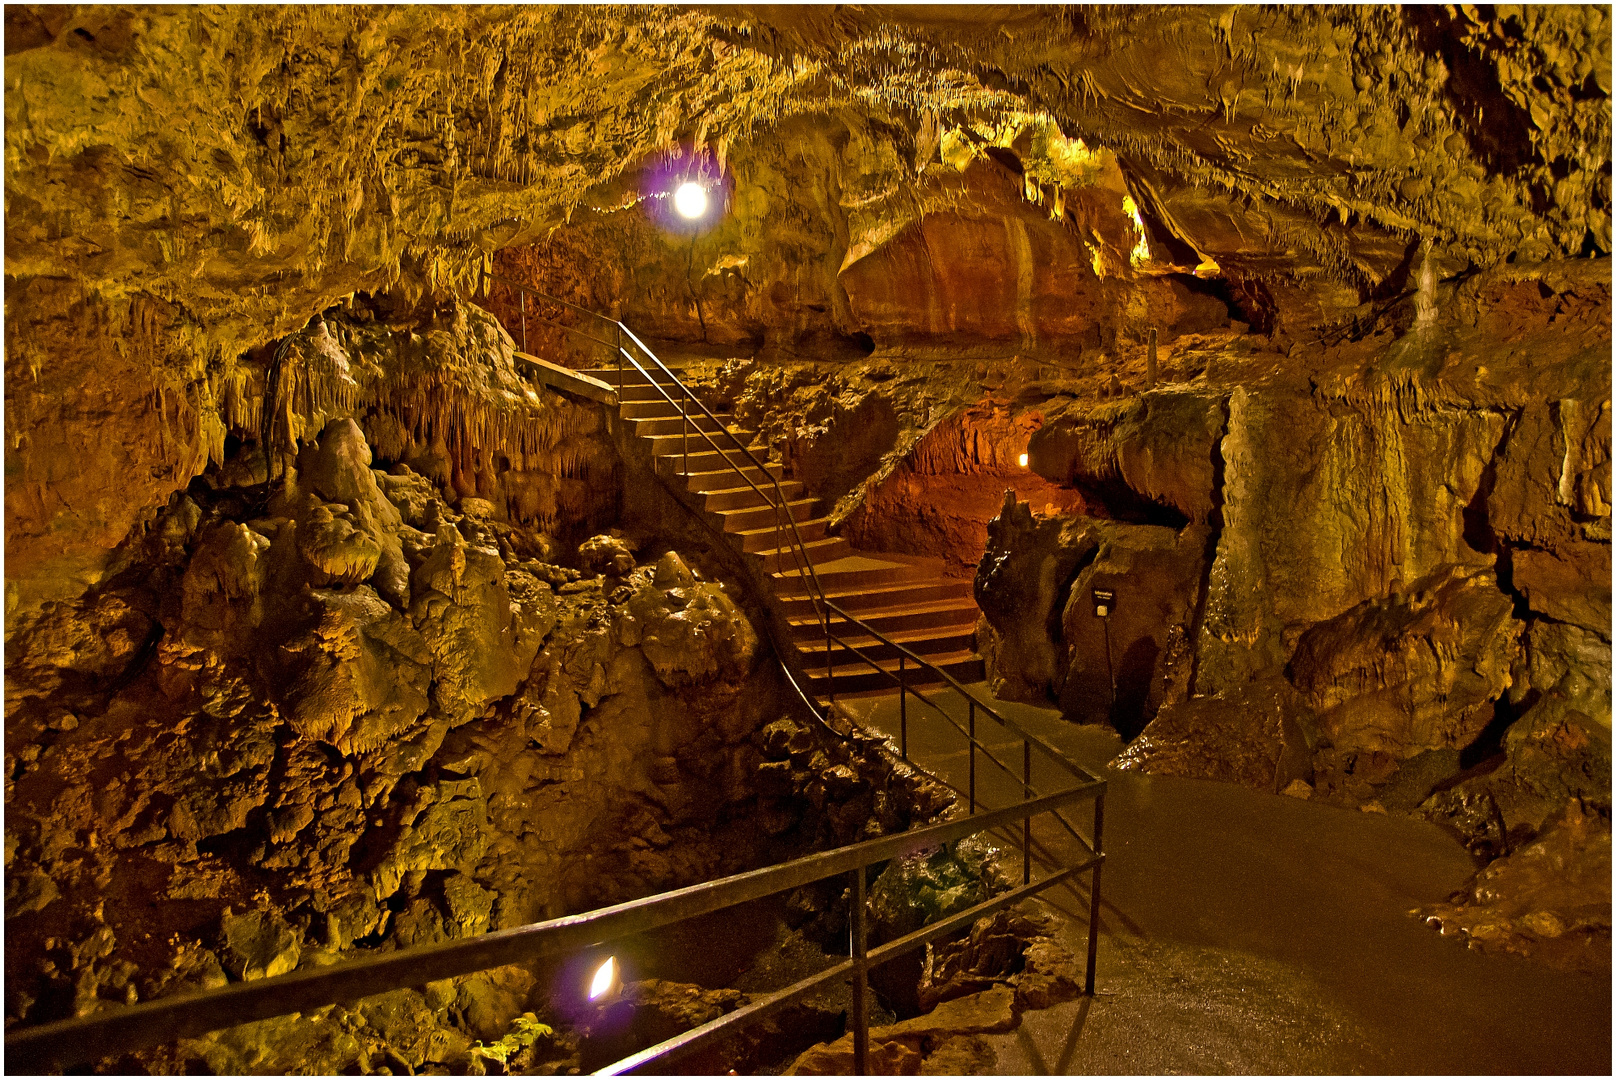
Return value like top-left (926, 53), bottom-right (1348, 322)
top-left (973, 261), bottom-right (1609, 871)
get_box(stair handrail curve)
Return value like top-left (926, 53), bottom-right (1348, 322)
top-left (474, 269), bottom-right (837, 650)
top-left (467, 271), bottom-right (851, 744)
top-left (469, 270), bottom-right (1099, 823)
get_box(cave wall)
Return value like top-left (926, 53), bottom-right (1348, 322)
top-left (2, 3), bottom-right (1612, 1060)
top-left (974, 255), bottom-right (1610, 853)
top-left (7, 5), bottom-right (1610, 613)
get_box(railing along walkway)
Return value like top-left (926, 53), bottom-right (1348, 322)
top-left (5, 784), bottom-right (1102, 1075)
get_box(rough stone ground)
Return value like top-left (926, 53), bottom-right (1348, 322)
top-left (840, 686), bottom-right (1611, 1075)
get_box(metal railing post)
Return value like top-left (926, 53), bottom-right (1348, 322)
top-left (1086, 788), bottom-right (1106, 996)
top-left (851, 867), bottom-right (869, 1076)
top-left (898, 654), bottom-right (907, 760)
top-left (968, 699), bottom-right (976, 815)
top-left (1023, 739), bottom-right (1032, 885)
top-left (615, 323), bottom-right (623, 386)
top-left (826, 611), bottom-right (834, 706)
top-left (519, 290), bottom-right (527, 354)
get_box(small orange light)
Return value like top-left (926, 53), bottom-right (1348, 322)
top-left (1018, 453), bottom-right (1029, 468)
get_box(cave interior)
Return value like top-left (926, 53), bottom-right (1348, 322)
top-left (3, 4), bottom-right (1612, 1076)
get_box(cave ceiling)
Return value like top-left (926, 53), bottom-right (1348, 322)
top-left (4, 3), bottom-right (1609, 367)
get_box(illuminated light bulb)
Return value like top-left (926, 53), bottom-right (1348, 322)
top-left (673, 182), bottom-right (708, 220)
top-left (1018, 453), bottom-right (1029, 468)
top-left (589, 956), bottom-right (616, 1001)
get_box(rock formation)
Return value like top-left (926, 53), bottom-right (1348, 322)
top-left (4, 2), bottom-right (1610, 1068)
top-left (2, 314), bottom-right (954, 1073)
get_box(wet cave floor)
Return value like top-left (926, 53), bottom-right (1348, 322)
top-left (839, 685), bottom-right (1613, 1076)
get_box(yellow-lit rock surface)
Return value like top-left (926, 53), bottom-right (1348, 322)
top-left (4, 4), bottom-right (1611, 1070)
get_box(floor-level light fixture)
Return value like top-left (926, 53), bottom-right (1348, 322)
top-left (588, 955), bottom-right (619, 1002)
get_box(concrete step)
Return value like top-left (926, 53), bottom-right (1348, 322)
top-left (735, 516), bottom-right (832, 554)
top-left (774, 576), bottom-right (975, 617)
top-left (578, 366), bottom-right (687, 387)
top-left (644, 429), bottom-right (755, 459)
top-left (799, 624), bottom-right (980, 666)
top-left (657, 446), bottom-right (775, 477)
top-left (701, 479), bottom-right (807, 512)
top-left (620, 400), bottom-right (692, 420)
top-left (714, 498), bottom-right (820, 533)
top-left (804, 648), bottom-right (986, 697)
top-left (672, 462), bottom-right (786, 495)
top-left (768, 553), bottom-right (912, 593)
top-left (788, 597), bottom-right (981, 639)
top-left (752, 536), bottom-right (852, 573)
top-left (629, 414), bottom-right (734, 437)
top-left (617, 382), bottom-right (687, 403)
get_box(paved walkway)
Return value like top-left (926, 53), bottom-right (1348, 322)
top-left (840, 685), bottom-right (1611, 1075)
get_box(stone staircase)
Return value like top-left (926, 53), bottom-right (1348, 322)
top-left (579, 362), bottom-right (986, 701)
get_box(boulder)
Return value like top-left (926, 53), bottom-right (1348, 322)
top-left (271, 585), bottom-right (432, 755)
top-left (1415, 799), bottom-right (1611, 973)
top-left (1113, 676), bottom-right (1314, 793)
top-left (974, 494), bottom-right (1100, 704)
top-left (1512, 620), bottom-right (1611, 723)
top-left (1052, 518), bottom-right (1205, 735)
top-left (1421, 693), bottom-right (1612, 853)
top-left (1288, 563), bottom-right (1521, 761)
top-left (786, 987), bottom-right (1019, 1076)
top-left (1512, 542), bottom-right (1611, 637)
top-left (217, 910), bottom-right (301, 981)
top-left (578, 533), bottom-right (636, 576)
top-left (868, 839), bottom-right (996, 945)
top-left (1029, 388), bottom-right (1226, 524)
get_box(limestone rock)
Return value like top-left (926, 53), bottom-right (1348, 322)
top-left (443, 874), bottom-right (496, 938)
top-left (1052, 517), bottom-right (1206, 734)
top-left (789, 1036), bottom-right (923, 1076)
top-left (295, 502), bottom-right (383, 584)
top-left (179, 521), bottom-right (271, 639)
top-left (617, 561), bottom-right (757, 688)
top-left (456, 966), bottom-right (536, 1044)
top-left (1198, 382), bottom-right (1507, 690)
top-left (787, 987), bottom-right (1018, 1076)
top-left (1415, 799), bottom-right (1611, 972)
top-left (179, 1010), bottom-right (367, 1076)
top-left (1288, 563), bottom-right (1522, 760)
top-left (372, 779), bottom-right (494, 900)
top-left (1029, 388), bottom-right (1227, 524)
top-left (272, 585), bottom-right (432, 755)
top-left (1114, 676), bottom-right (1315, 793)
top-left (1489, 398), bottom-right (1612, 549)
top-left (409, 523), bottom-right (528, 723)
top-left (217, 910), bottom-right (301, 981)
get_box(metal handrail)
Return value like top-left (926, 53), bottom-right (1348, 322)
top-left (479, 270), bottom-right (838, 659)
top-left (817, 610), bottom-right (1096, 857)
top-left (476, 269), bottom-right (1103, 862)
top-left (468, 273), bottom-right (1107, 1061)
top-left (5, 783), bottom-right (1103, 1075)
